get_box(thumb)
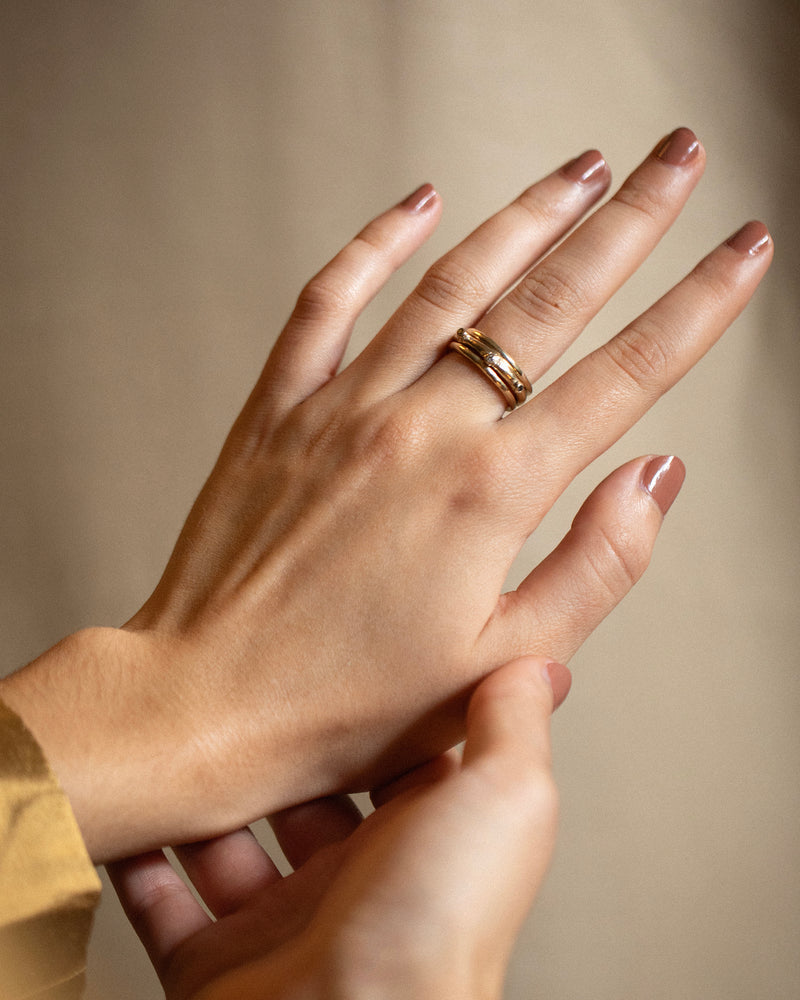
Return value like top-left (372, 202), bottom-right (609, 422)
top-left (462, 656), bottom-right (570, 780)
top-left (456, 656), bottom-right (571, 974)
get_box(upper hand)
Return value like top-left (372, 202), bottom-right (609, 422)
top-left (0, 130), bottom-right (772, 860)
top-left (109, 657), bottom-right (569, 1000)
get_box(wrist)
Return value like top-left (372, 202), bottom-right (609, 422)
top-left (0, 624), bottom-right (307, 863)
top-left (0, 627), bottom-right (198, 862)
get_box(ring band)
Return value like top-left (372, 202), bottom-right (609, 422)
top-left (447, 328), bottom-right (532, 411)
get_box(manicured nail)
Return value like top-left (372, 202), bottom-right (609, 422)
top-left (726, 220), bottom-right (771, 256)
top-left (642, 455), bottom-right (686, 516)
top-left (543, 661), bottom-right (572, 710)
top-left (399, 182), bottom-right (437, 213)
top-left (653, 127), bottom-right (701, 166)
top-left (560, 149), bottom-right (609, 186)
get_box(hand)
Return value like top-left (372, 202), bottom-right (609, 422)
top-left (0, 129), bottom-right (771, 862)
top-left (109, 657), bottom-right (571, 1000)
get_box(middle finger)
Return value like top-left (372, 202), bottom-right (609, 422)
top-left (269, 795), bottom-right (363, 870)
top-left (350, 149), bottom-right (612, 394)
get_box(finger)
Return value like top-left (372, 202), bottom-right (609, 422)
top-left (514, 221), bottom-right (772, 489)
top-left (423, 127), bottom-right (706, 419)
top-left (461, 656), bottom-right (564, 775)
top-left (352, 151), bottom-right (611, 396)
top-left (484, 455), bottom-right (685, 664)
top-left (455, 658), bottom-right (568, 971)
top-left (106, 851), bottom-right (210, 980)
top-left (247, 183), bottom-right (442, 422)
top-left (268, 795), bottom-right (363, 870)
top-left (172, 827), bottom-right (281, 919)
top-left (458, 657), bottom-right (565, 927)
top-left (370, 748), bottom-right (462, 810)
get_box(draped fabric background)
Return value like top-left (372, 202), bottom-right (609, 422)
top-left (2, 2), bottom-right (798, 997)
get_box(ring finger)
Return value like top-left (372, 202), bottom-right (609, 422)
top-left (420, 127), bottom-right (705, 420)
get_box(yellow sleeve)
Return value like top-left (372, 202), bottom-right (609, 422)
top-left (0, 699), bottom-right (101, 1000)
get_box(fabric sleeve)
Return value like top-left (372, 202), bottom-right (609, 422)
top-left (0, 698), bottom-right (101, 1000)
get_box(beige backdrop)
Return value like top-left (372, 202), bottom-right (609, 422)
top-left (2, 2), bottom-right (798, 998)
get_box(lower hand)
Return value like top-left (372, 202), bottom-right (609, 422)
top-left (109, 657), bottom-right (570, 1000)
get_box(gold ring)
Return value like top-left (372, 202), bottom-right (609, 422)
top-left (447, 328), bottom-right (532, 411)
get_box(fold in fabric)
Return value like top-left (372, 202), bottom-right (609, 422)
top-left (0, 700), bottom-right (101, 1000)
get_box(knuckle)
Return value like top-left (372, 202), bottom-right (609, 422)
top-left (613, 176), bottom-right (672, 227)
top-left (350, 226), bottom-right (388, 257)
top-left (490, 764), bottom-right (560, 826)
top-left (513, 188), bottom-right (564, 229)
top-left (415, 256), bottom-right (492, 314)
top-left (589, 520), bottom-right (651, 600)
top-left (293, 273), bottom-right (357, 325)
top-left (356, 405), bottom-right (434, 470)
top-left (331, 918), bottom-right (443, 995)
top-left (689, 254), bottom-right (738, 305)
top-left (123, 876), bottom-right (185, 928)
top-left (601, 323), bottom-right (671, 390)
top-left (445, 436), bottom-right (521, 515)
top-left (523, 771), bottom-right (560, 825)
top-left (511, 264), bottom-right (590, 327)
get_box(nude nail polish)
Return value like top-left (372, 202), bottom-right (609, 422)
top-left (560, 149), bottom-right (609, 186)
top-left (399, 183), bottom-right (437, 213)
top-left (642, 455), bottom-right (686, 516)
top-left (726, 220), bottom-right (771, 256)
top-left (543, 661), bottom-right (572, 710)
top-left (653, 127), bottom-right (701, 166)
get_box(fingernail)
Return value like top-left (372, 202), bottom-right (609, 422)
top-left (543, 661), bottom-right (572, 710)
top-left (399, 182), bottom-right (437, 213)
top-left (653, 127), bottom-right (701, 167)
top-left (642, 455), bottom-right (686, 516)
top-left (725, 220), bottom-right (771, 256)
top-left (560, 149), bottom-right (609, 186)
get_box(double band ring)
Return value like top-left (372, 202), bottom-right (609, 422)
top-left (447, 328), bottom-right (532, 411)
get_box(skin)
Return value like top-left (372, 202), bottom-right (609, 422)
top-left (0, 130), bottom-right (772, 864)
top-left (108, 657), bottom-right (571, 1000)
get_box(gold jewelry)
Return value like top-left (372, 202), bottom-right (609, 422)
top-left (447, 328), bottom-right (532, 411)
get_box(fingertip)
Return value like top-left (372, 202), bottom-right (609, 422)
top-left (724, 220), bottom-right (772, 257)
top-left (398, 182), bottom-right (439, 214)
top-left (652, 126), bottom-right (703, 168)
top-left (472, 656), bottom-right (568, 719)
top-left (641, 454), bottom-right (686, 517)
top-left (559, 149), bottom-right (611, 191)
top-left (463, 656), bottom-right (558, 769)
